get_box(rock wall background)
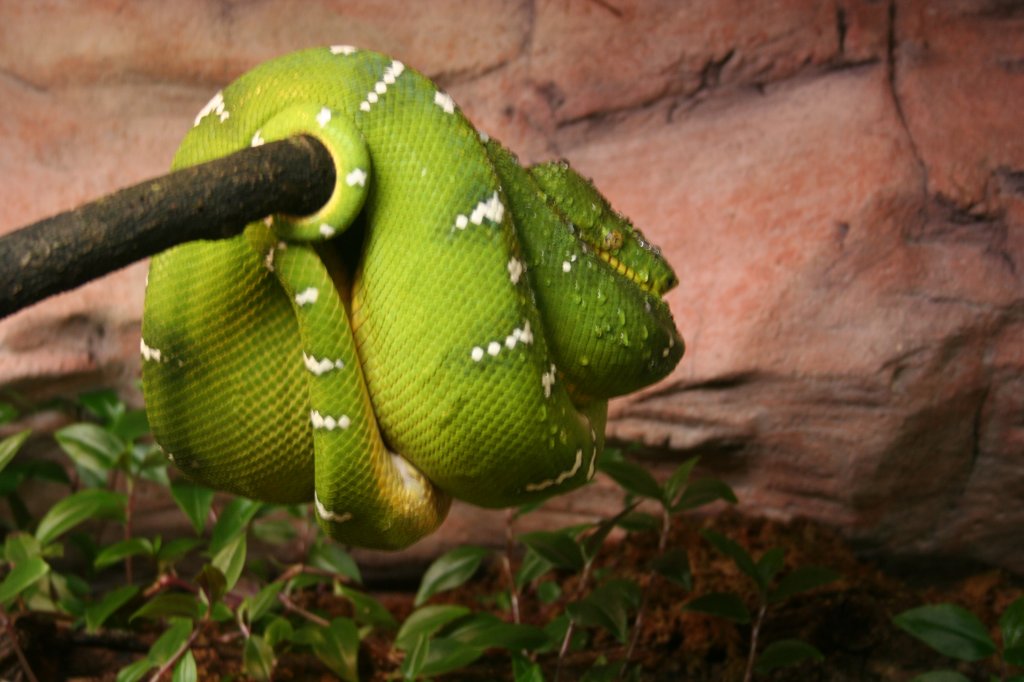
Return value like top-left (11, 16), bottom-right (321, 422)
top-left (1, 1), bottom-right (1023, 573)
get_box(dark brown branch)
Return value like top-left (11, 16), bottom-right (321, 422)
top-left (0, 135), bottom-right (336, 319)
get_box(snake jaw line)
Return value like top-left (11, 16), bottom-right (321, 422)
top-left (524, 448), bottom-right (584, 492)
top-left (315, 492), bottom-right (353, 524)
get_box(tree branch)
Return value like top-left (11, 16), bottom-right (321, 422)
top-left (0, 135), bottom-right (335, 319)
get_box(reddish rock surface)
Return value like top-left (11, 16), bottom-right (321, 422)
top-left (1, 1), bottom-right (1022, 572)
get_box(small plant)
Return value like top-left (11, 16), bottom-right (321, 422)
top-left (683, 526), bottom-right (839, 680)
top-left (894, 597), bottom-right (1024, 681)
top-left (0, 389), bottom-right (847, 680)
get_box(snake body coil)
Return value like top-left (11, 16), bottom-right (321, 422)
top-left (142, 47), bottom-right (684, 549)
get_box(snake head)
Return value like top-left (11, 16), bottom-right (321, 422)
top-left (526, 159), bottom-right (684, 398)
top-left (528, 161), bottom-right (679, 298)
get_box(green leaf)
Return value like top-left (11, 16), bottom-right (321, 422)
top-left (419, 635), bottom-right (485, 677)
top-left (77, 389), bottom-right (123, 423)
top-left (395, 604), bottom-right (470, 651)
top-left (116, 657), bottom-right (154, 682)
top-left (196, 564), bottom-right (228, 607)
top-left (756, 547), bottom-right (786, 586)
top-left (243, 581), bottom-right (283, 625)
top-left (1006, 644), bottom-right (1024, 668)
top-left (650, 547), bottom-right (692, 589)
top-left (132, 593), bottom-right (203, 622)
top-left (35, 488), bottom-right (126, 545)
top-left (172, 649), bottom-right (197, 682)
top-left (598, 458), bottom-right (662, 500)
top-left (894, 604), bottom-right (997, 662)
top-left (515, 548), bottom-right (554, 589)
top-left (582, 503), bottom-right (639, 562)
top-left (211, 532), bottom-right (247, 591)
top-left (0, 556), bottom-right (49, 606)
top-left (663, 456), bottom-right (699, 507)
top-left (85, 585), bottom-right (140, 632)
top-left (54, 423), bottom-right (125, 477)
top-left (518, 531), bottom-right (585, 572)
top-left (149, 618), bottom-right (193, 665)
top-left (309, 541), bottom-right (362, 584)
top-left (400, 633), bottom-right (429, 679)
top-left (209, 498), bottom-right (261, 554)
top-left (338, 585), bottom-right (397, 629)
top-left (0, 402), bottom-right (18, 425)
top-left (566, 580), bottom-right (642, 644)
top-left (4, 532), bottom-right (41, 564)
top-left (672, 477), bottom-right (737, 512)
top-left (512, 652), bottom-right (546, 682)
top-left (537, 580), bottom-right (562, 604)
top-left (755, 638), bottom-right (824, 673)
top-left (113, 409), bottom-right (151, 443)
top-left (616, 511), bottom-right (661, 533)
top-left (684, 592), bottom-right (751, 624)
top-left (414, 545), bottom-right (488, 606)
top-left (909, 672), bottom-right (972, 682)
top-left (169, 482), bottom-right (214, 535)
top-left (700, 529), bottom-right (761, 590)
top-left (157, 537), bottom-right (202, 564)
top-left (313, 617), bottom-right (359, 682)
top-left (769, 566), bottom-right (839, 604)
top-left (1000, 597), bottom-right (1024, 663)
top-left (264, 617), bottom-right (294, 647)
top-left (446, 612), bottom-right (550, 651)
top-left (251, 517), bottom-right (297, 545)
top-left (0, 429), bottom-right (30, 474)
top-left (94, 538), bottom-right (153, 569)
top-left (243, 634), bottom-right (275, 681)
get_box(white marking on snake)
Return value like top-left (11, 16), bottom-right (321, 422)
top-left (140, 338), bottom-right (164, 362)
top-left (587, 448), bottom-right (597, 480)
top-left (479, 130), bottom-right (490, 142)
top-left (346, 168), bottom-right (368, 187)
top-left (508, 257), bottom-right (524, 284)
top-left (525, 449), bottom-right (583, 492)
top-left (562, 260), bottom-right (572, 273)
top-left (391, 453), bottom-right (427, 496)
top-left (164, 450), bottom-right (176, 464)
top-left (434, 91), bottom-right (456, 114)
top-left (319, 223), bottom-right (336, 237)
top-left (194, 91), bottom-right (229, 127)
top-left (329, 45), bottom-right (357, 56)
top-left (455, 192), bottom-right (504, 230)
top-left (662, 347), bottom-right (670, 358)
top-left (295, 287), bottom-right (319, 306)
top-left (264, 247), bottom-right (275, 272)
top-left (541, 364), bottom-right (557, 398)
top-left (360, 60), bottom-right (404, 112)
top-left (303, 353), bottom-right (345, 375)
top-left (473, 320), bottom-right (533, 361)
top-left (316, 107), bottom-right (332, 127)
top-left (314, 491), bottom-right (353, 523)
top-left (251, 130), bottom-right (265, 147)
top-left (310, 410), bottom-right (351, 430)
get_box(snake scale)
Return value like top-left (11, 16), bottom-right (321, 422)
top-left (141, 46), bottom-right (684, 550)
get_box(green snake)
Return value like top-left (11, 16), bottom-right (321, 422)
top-left (141, 46), bottom-right (683, 550)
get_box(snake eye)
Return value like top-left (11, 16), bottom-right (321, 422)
top-left (603, 230), bottom-right (623, 252)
